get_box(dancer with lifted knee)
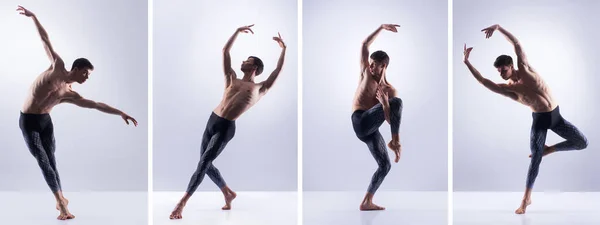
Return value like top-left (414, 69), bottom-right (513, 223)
top-left (352, 24), bottom-right (403, 211)
top-left (169, 24), bottom-right (287, 219)
top-left (463, 24), bottom-right (589, 214)
top-left (16, 6), bottom-right (138, 220)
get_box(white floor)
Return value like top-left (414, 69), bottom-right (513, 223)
top-left (304, 191), bottom-right (448, 225)
top-left (454, 192), bottom-right (600, 225)
top-left (0, 192), bottom-right (147, 225)
top-left (153, 191), bottom-right (297, 225)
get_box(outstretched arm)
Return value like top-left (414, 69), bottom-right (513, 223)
top-left (223, 24), bottom-right (254, 86)
top-left (361, 24), bottom-right (400, 76)
top-left (17, 6), bottom-right (62, 65)
top-left (482, 24), bottom-right (529, 69)
top-left (260, 33), bottom-right (286, 94)
top-left (62, 92), bottom-right (138, 126)
top-left (463, 44), bottom-right (518, 100)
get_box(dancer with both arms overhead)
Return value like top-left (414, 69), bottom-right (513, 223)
top-left (464, 24), bottom-right (589, 214)
top-left (170, 24), bottom-right (287, 220)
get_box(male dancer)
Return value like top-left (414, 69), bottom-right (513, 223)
top-left (169, 24), bottom-right (286, 219)
top-left (351, 24), bottom-right (403, 211)
top-left (463, 24), bottom-right (589, 214)
top-left (16, 6), bottom-right (138, 220)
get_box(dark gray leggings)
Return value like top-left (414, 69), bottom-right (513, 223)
top-left (352, 97), bottom-right (403, 194)
top-left (186, 112), bottom-right (235, 194)
top-left (19, 112), bottom-right (62, 193)
top-left (527, 106), bottom-right (588, 188)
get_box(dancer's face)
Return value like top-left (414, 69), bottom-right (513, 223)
top-left (497, 65), bottom-right (513, 80)
top-left (240, 57), bottom-right (257, 75)
top-left (72, 67), bottom-right (92, 84)
top-left (369, 60), bottom-right (386, 76)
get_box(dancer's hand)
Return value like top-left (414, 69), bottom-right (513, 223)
top-left (463, 44), bottom-right (473, 62)
top-left (381, 24), bottom-right (400, 32)
top-left (481, 24), bottom-right (500, 39)
top-left (121, 113), bottom-right (138, 126)
top-left (273, 32), bottom-right (286, 48)
top-left (237, 24), bottom-right (255, 34)
top-left (376, 86), bottom-right (389, 105)
top-left (388, 140), bottom-right (401, 163)
top-left (16, 5), bottom-right (35, 17)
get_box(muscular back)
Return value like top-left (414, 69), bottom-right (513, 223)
top-left (22, 65), bottom-right (78, 114)
top-left (503, 69), bottom-right (557, 112)
top-left (214, 79), bottom-right (265, 121)
top-left (353, 71), bottom-right (397, 111)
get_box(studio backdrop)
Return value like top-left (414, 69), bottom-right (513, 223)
top-left (453, 0), bottom-right (600, 192)
top-left (153, 0), bottom-right (298, 191)
top-left (0, 0), bottom-right (148, 191)
top-left (303, 0), bottom-right (448, 191)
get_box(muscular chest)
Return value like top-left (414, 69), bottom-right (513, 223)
top-left (226, 81), bottom-right (260, 100)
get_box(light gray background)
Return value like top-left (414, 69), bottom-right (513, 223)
top-left (0, 0), bottom-right (148, 191)
top-left (454, 0), bottom-right (600, 191)
top-left (303, 0), bottom-right (448, 191)
top-left (153, 0), bottom-right (298, 191)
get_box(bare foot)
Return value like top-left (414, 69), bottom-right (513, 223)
top-left (222, 190), bottom-right (237, 210)
top-left (56, 197), bottom-right (69, 210)
top-left (360, 203), bottom-right (386, 211)
top-left (56, 203), bottom-right (75, 220)
top-left (387, 141), bottom-right (401, 163)
top-left (169, 202), bottom-right (186, 220)
top-left (515, 199), bottom-right (532, 214)
top-left (529, 145), bottom-right (555, 158)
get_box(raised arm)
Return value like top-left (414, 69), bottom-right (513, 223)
top-left (259, 33), bottom-right (286, 95)
top-left (463, 44), bottom-right (518, 100)
top-left (17, 6), bottom-right (62, 66)
top-left (361, 24), bottom-right (400, 76)
top-left (482, 24), bottom-right (529, 69)
top-left (223, 24), bottom-right (254, 86)
top-left (62, 91), bottom-right (138, 126)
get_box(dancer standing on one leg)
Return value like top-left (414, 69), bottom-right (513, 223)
top-left (352, 24), bottom-right (403, 211)
top-left (169, 24), bottom-right (287, 220)
top-left (16, 6), bottom-right (138, 220)
top-left (463, 24), bottom-right (589, 214)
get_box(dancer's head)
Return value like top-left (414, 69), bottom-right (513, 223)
top-left (241, 56), bottom-right (264, 76)
top-left (369, 50), bottom-right (389, 76)
top-left (494, 55), bottom-right (514, 80)
top-left (69, 58), bottom-right (94, 84)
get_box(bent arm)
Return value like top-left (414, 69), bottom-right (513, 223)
top-left (30, 15), bottom-right (62, 65)
top-left (465, 60), bottom-right (518, 100)
top-left (497, 26), bottom-right (529, 68)
top-left (361, 26), bottom-right (384, 75)
top-left (260, 47), bottom-right (286, 94)
top-left (223, 30), bottom-right (239, 85)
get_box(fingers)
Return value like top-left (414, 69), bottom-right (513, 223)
top-left (132, 118), bottom-right (138, 127)
top-left (278, 32), bottom-right (282, 39)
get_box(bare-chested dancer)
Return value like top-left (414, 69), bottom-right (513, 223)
top-left (464, 24), bottom-right (589, 214)
top-left (352, 24), bottom-right (403, 211)
top-left (16, 6), bottom-right (138, 220)
top-left (169, 24), bottom-right (286, 220)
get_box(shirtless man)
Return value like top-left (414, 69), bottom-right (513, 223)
top-left (16, 6), bottom-right (138, 220)
top-left (351, 24), bottom-right (403, 211)
top-left (463, 24), bottom-right (589, 214)
top-left (169, 24), bottom-right (286, 220)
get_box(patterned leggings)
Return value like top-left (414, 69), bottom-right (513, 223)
top-left (527, 106), bottom-right (588, 188)
top-left (352, 97), bottom-right (403, 194)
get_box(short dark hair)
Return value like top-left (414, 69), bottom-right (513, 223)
top-left (494, 55), bottom-right (513, 68)
top-left (249, 56), bottom-right (264, 75)
top-left (370, 50), bottom-right (389, 67)
top-left (71, 58), bottom-right (94, 71)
